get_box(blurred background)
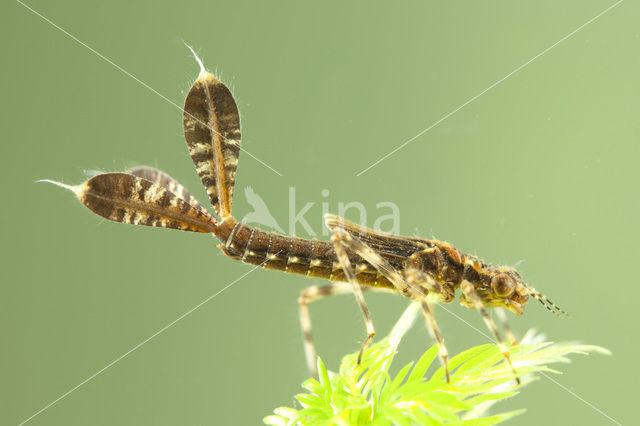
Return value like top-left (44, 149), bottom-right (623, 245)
top-left (2, 0), bottom-right (637, 424)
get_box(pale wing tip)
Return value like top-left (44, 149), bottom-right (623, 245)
top-left (323, 213), bottom-right (341, 229)
top-left (36, 179), bottom-right (81, 195)
top-left (184, 42), bottom-right (207, 78)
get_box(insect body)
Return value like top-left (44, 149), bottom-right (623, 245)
top-left (45, 53), bottom-right (566, 383)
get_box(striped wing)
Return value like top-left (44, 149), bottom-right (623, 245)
top-left (183, 67), bottom-right (241, 219)
top-left (324, 214), bottom-right (428, 260)
top-left (74, 173), bottom-right (217, 233)
top-left (126, 166), bottom-right (214, 221)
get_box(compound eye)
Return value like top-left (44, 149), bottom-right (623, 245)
top-left (491, 273), bottom-right (515, 298)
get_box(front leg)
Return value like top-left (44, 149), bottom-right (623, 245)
top-left (328, 227), bottom-right (378, 365)
top-left (460, 279), bottom-right (521, 385)
top-left (495, 308), bottom-right (517, 345)
top-left (404, 265), bottom-right (452, 383)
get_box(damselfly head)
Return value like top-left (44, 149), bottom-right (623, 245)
top-left (489, 270), bottom-right (530, 315)
top-left (462, 265), bottom-right (569, 318)
top-left (492, 273), bottom-right (531, 314)
top-left (460, 268), bottom-right (530, 315)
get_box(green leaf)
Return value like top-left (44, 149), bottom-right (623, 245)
top-left (394, 380), bottom-right (439, 400)
top-left (421, 391), bottom-right (471, 410)
top-left (383, 406), bottom-right (413, 426)
top-left (419, 399), bottom-right (461, 422)
top-left (301, 377), bottom-right (322, 395)
top-left (450, 344), bottom-right (497, 379)
top-left (289, 407), bottom-right (330, 424)
top-left (295, 393), bottom-right (328, 410)
top-left (265, 303), bottom-right (608, 426)
top-left (407, 344), bottom-right (439, 383)
top-left (462, 408), bottom-right (527, 425)
top-left (262, 415), bottom-right (287, 426)
top-left (405, 406), bottom-right (442, 425)
top-left (379, 362), bottom-right (413, 407)
top-left (273, 407), bottom-right (298, 419)
top-left (433, 344), bottom-right (497, 382)
top-left (464, 392), bottom-right (518, 407)
top-left (317, 357), bottom-right (332, 395)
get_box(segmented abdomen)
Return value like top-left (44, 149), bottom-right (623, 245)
top-left (214, 218), bottom-right (396, 290)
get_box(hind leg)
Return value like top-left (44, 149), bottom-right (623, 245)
top-left (298, 283), bottom-right (394, 377)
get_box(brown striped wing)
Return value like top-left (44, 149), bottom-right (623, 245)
top-left (183, 69), bottom-right (241, 219)
top-left (126, 166), bottom-right (215, 222)
top-left (324, 214), bottom-right (428, 259)
top-left (76, 173), bottom-right (217, 233)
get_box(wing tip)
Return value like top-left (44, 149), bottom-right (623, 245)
top-left (36, 179), bottom-right (82, 196)
top-left (184, 42), bottom-right (207, 79)
top-left (324, 213), bottom-right (341, 229)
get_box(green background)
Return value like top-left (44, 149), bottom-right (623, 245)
top-left (2, 0), bottom-right (637, 424)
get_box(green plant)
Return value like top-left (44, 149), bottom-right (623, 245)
top-left (264, 304), bottom-right (608, 425)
